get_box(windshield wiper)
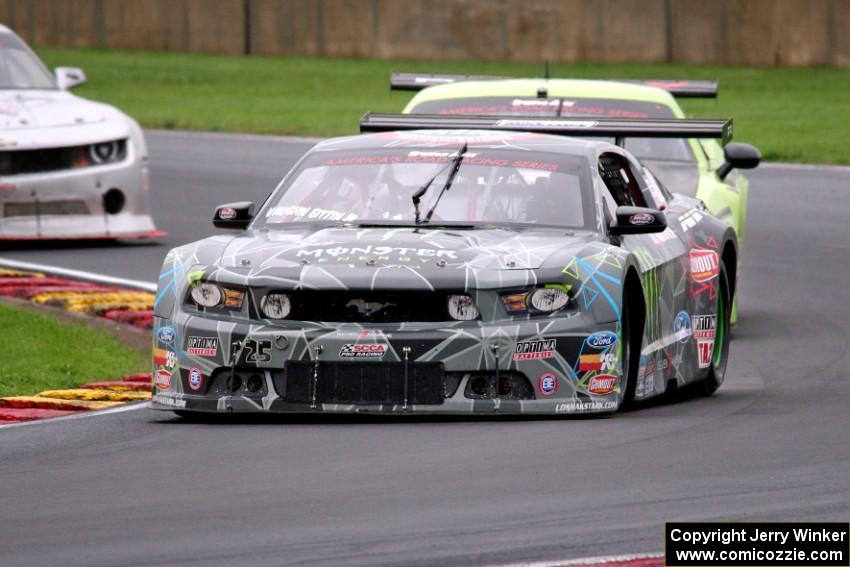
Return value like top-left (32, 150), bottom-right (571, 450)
top-left (411, 142), bottom-right (467, 224)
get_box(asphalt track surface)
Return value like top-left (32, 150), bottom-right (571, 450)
top-left (1, 132), bottom-right (850, 567)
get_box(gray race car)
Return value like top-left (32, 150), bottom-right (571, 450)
top-left (151, 114), bottom-right (736, 417)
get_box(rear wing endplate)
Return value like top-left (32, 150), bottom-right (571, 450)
top-left (390, 72), bottom-right (718, 98)
top-left (360, 113), bottom-right (733, 145)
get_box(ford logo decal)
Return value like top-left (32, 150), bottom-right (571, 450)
top-left (156, 326), bottom-right (176, 344)
top-left (587, 330), bottom-right (617, 349)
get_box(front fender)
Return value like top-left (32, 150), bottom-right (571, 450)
top-left (154, 235), bottom-right (234, 318)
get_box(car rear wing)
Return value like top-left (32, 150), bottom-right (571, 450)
top-left (359, 113), bottom-right (733, 146)
top-left (390, 72), bottom-right (718, 98)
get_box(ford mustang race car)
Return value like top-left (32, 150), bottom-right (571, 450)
top-left (0, 25), bottom-right (161, 240)
top-left (393, 73), bottom-right (760, 322)
top-left (152, 114), bottom-right (736, 417)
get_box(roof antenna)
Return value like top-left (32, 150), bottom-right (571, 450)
top-left (544, 60), bottom-right (550, 79)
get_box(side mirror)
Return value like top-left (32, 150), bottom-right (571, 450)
top-left (55, 67), bottom-right (86, 90)
top-left (213, 201), bottom-right (254, 230)
top-left (609, 206), bottom-right (667, 236)
top-left (716, 142), bottom-right (761, 180)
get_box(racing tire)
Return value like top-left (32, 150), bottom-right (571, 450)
top-left (618, 290), bottom-right (640, 411)
top-left (699, 261), bottom-right (731, 396)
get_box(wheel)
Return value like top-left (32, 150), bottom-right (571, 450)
top-left (618, 291), bottom-right (640, 410)
top-left (699, 261), bottom-right (731, 395)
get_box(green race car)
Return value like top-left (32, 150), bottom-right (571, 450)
top-left (393, 73), bottom-right (761, 322)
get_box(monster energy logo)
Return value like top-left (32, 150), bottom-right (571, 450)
top-left (297, 246), bottom-right (457, 259)
top-left (633, 248), bottom-right (661, 342)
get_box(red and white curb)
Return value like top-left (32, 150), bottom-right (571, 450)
top-left (0, 259), bottom-right (155, 328)
top-left (0, 373), bottom-right (152, 424)
top-left (0, 258), bottom-right (159, 426)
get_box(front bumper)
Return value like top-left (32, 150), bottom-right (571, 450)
top-left (0, 145), bottom-right (161, 239)
top-left (150, 313), bottom-right (623, 416)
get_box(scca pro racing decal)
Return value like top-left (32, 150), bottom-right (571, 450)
top-left (340, 344), bottom-right (388, 359)
top-left (513, 339), bottom-right (556, 360)
top-left (537, 372), bottom-right (558, 396)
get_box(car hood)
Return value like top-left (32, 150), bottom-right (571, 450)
top-left (642, 160), bottom-right (701, 197)
top-left (0, 90), bottom-right (129, 148)
top-left (213, 226), bottom-right (600, 290)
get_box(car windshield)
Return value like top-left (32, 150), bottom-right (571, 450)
top-left (257, 146), bottom-right (594, 230)
top-left (410, 97), bottom-right (694, 162)
top-left (0, 33), bottom-right (56, 89)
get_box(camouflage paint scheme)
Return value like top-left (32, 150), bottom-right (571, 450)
top-left (402, 78), bottom-right (750, 322)
top-left (151, 130), bottom-right (735, 416)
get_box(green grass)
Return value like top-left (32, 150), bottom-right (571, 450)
top-left (0, 302), bottom-right (148, 397)
top-left (36, 47), bottom-right (850, 164)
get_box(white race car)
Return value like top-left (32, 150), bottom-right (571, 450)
top-left (0, 24), bottom-right (162, 240)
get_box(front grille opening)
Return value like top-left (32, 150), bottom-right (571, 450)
top-left (463, 372), bottom-right (535, 400)
top-left (0, 140), bottom-right (127, 175)
top-left (286, 290), bottom-right (461, 323)
top-left (4, 199), bottom-right (89, 217)
top-left (284, 361), bottom-right (445, 405)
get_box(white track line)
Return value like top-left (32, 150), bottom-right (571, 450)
top-left (0, 401), bottom-right (149, 430)
top-left (489, 552), bottom-right (663, 567)
top-left (0, 258), bottom-right (156, 292)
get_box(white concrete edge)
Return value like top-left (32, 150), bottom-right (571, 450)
top-left (144, 128), bottom-right (850, 173)
top-left (0, 258), bottom-right (156, 292)
top-left (489, 551), bottom-right (663, 567)
top-left (0, 401), bottom-right (149, 430)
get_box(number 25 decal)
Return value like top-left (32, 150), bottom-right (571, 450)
top-left (241, 339), bottom-right (272, 365)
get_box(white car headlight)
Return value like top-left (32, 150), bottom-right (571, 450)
top-left (261, 293), bottom-right (291, 319)
top-left (190, 283), bottom-right (223, 307)
top-left (90, 140), bottom-right (121, 164)
top-left (447, 294), bottom-right (479, 321)
top-left (529, 287), bottom-right (569, 312)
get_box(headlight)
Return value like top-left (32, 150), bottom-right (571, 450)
top-left (529, 287), bottom-right (569, 312)
top-left (191, 283), bottom-right (222, 307)
top-left (90, 141), bottom-right (121, 164)
top-left (261, 293), bottom-right (291, 319)
top-left (447, 294), bottom-right (479, 321)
